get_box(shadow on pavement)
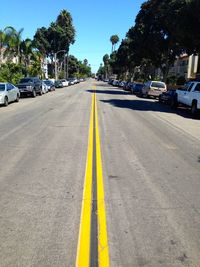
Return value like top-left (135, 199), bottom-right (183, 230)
top-left (87, 89), bottom-right (128, 95)
top-left (100, 98), bottom-right (200, 120)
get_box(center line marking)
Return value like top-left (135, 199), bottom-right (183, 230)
top-left (76, 86), bottom-right (110, 267)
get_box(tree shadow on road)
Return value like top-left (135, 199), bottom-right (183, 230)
top-left (100, 98), bottom-right (200, 120)
top-left (87, 89), bottom-right (128, 95)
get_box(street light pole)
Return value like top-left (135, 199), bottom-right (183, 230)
top-left (55, 52), bottom-right (58, 80)
top-left (64, 55), bottom-right (66, 80)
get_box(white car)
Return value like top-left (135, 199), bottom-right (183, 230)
top-left (41, 82), bottom-right (48, 94)
top-left (0, 82), bottom-right (20, 106)
top-left (60, 79), bottom-right (69, 87)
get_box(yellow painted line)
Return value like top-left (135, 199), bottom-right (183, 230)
top-left (95, 93), bottom-right (110, 267)
top-left (76, 86), bottom-right (110, 267)
top-left (76, 94), bottom-right (94, 267)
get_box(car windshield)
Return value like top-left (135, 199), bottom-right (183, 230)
top-left (152, 82), bottom-right (165, 88)
top-left (136, 84), bottom-right (143, 88)
top-left (0, 84), bottom-right (5, 91)
top-left (44, 81), bottom-right (51, 85)
top-left (20, 78), bottom-right (32, 83)
top-left (182, 82), bottom-right (193, 91)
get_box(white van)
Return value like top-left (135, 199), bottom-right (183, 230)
top-left (142, 80), bottom-right (167, 98)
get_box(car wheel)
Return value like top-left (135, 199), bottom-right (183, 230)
top-left (171, 95), bottom-right (178, 109)
top-left (191, 101), bottom-right (197, 116)
top-left (32, 90), bottom-right (36, 98)
top-left (16, 94), bottom-right (20, 102)
top-left (4, 96), bottom-right (8, 106)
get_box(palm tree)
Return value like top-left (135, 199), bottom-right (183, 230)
top-left (103, 54), bottom-right (110, 78)
top-left (110, 35), bottom-right (119, 53)
top-left (83, 59), bottom-right (88, 66)
top-left (0, 30), bottom-right (7, 65)
top-left (4, 26), bottom-right (24, 63)
top-left (21, 39), bottom-right (33, 67)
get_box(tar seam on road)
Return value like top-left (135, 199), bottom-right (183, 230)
top-left (90, 92), bottom-right (99, 267)
top-left (76, 86), bottom-right (109, 267)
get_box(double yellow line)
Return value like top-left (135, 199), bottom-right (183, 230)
top-left (76, 87), bottom-right (110, 267)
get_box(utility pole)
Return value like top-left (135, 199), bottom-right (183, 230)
top-left (64, 55), bottom-right (66, 79)
top-left (55, 53), bottom-right (58, 80)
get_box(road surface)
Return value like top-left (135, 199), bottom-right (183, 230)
top-left (0, 79), bottom-right (200, 267)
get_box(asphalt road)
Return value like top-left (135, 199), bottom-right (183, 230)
top-left (0, 79), bottom-right (200, 267)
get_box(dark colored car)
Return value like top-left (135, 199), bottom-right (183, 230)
top-left (17, 77), bottom-right (42, 97)
top-left (130, 83), bottom-right (144, 95)
top-left (123, 82), bottom-right (133, 92)
top-left (55, 80), bottom-right (64, 88)
top-left (158, 89), bottom-right (177, 105)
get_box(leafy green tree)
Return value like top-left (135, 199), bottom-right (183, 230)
top-left (127, 0), bottom-right (183, 81)
top-left (97, 63), bottom-right (106, 77)
top-left (0, 62), bottom-right (24, 84)
top-left (34, 10), bottom-right (75, 79)
top-left (68, 55), bottom-right (79, 77)
top-left (33, 27), bottom-right (50, 58)
top-left (110, 35), bottom-right (119, 53)
top-left (78, 61), bottom-right (91, 77)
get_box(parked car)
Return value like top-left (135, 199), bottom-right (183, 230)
top-left (158, 89), bottom-right (176, 105)
top-left (130, 83), bottom-right (144, 95)
top-left (0, 83), bottom-right (20, 106)
top-left (119, 81), bottom-right (126, 88)
top-left (123, 82), bottom-right (133, 92)
top-left (43, 80), bottom-right (55, 91)
top-left (142, 80), bottom-right (167, 98)
top-left (171, 81), bottom-right (200, 115)
top-left (17, 77), bottom-right (42, 97)
top-left (112, 80), bottom-right (119, 86)
top-left (60, 79), bottom-right (69, 87)
top-left (41, 82), bottom-right (48, 94)
top-left (67, 78), bottom-right (75, 85)
top-left (55, 80), bottom-right (64, 88)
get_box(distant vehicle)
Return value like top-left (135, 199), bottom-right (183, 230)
top-left (17, 77), bottom-right (42, 97)
top-left (0, 83), bottom-right (20, 106)
top-left (60, 79), bottom-right (69, 87)
top-left (123, 82), bottom-right (133, 92)
top-left (171, 81), bottom-right (200, 115)
top-left (130, 83), bottom-right (144, 95)
top-left (67, 78), bottom-right (74, 85)
top-left (112, 80), bottom-right (119, 86)
top-left (55, 80), bottom-right (64, 88)
top-left (43, 80), bottom-right (55, 91)
top-left (142, 81), bottom-right (167, 98)
top-left (119, 81), bottom-right (126, 87)
top-left (158, 89), bottom-right (176, 105)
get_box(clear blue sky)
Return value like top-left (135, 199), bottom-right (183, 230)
top-left (1, 0), bottom-right (144, 73)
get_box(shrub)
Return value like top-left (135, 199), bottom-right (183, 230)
top-left (0, 63), bottom-right (24, 84)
